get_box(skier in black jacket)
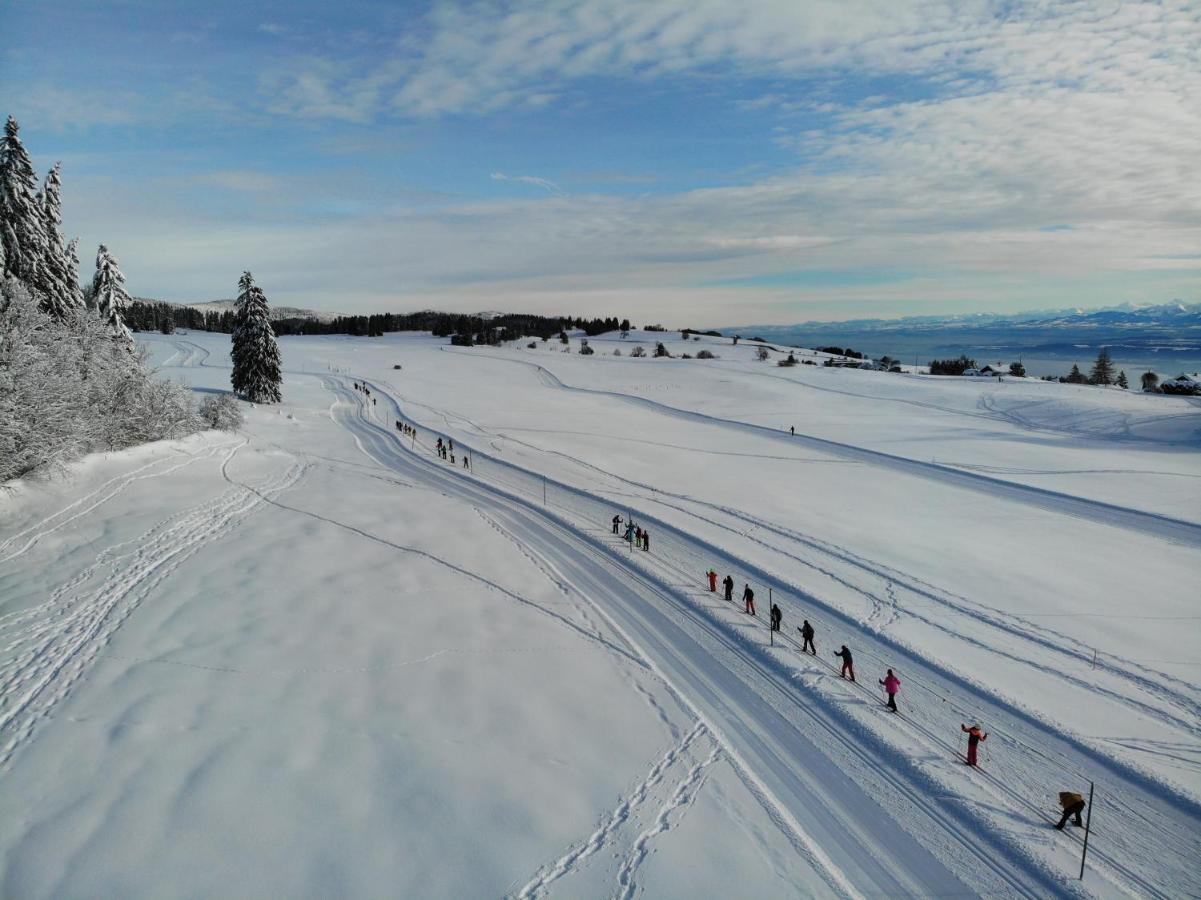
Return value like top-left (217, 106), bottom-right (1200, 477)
top-left (723, 575), bottom-right (734, 602)
top-left (834, 645), bottom-right (855, 681)
top-left (799, 620), bottom-right (816, 654)
top-left (770, 603), bottom-right (782, 632)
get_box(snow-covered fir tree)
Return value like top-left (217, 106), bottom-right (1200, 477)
top-left (0, 116), bottom-right (50, 305)
top-left (230, 271), bottom-right (282, 403)
top-left (39, 163), bottom-right (85, 312)
top-left (91, 244), bottom-right (133, 344)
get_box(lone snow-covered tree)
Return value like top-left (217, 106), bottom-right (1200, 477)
top-left (1089, 347), bottom-right (1115, 385)
top-left (231, 271), bottom-right (282, 403)
top-left (91, 244), bottom-right (133, 344)
top-left (39, 163), bottom-right (85, 313)
top-left (0, 116), bottom-right (49, 304)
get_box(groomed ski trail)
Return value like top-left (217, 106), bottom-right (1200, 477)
top-left (326, 376), bottom-right (1081, 899)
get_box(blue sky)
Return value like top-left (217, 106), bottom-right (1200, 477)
top-left (3, 0), bottom-right (1198, 324)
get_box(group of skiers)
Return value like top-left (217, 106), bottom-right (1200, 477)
top-left (434, 437), bottom-right (469, 469)
top-left (612, 516), bottom-right (651, 551)
top-left (391, 417), bottom-right (470, 470)
top-left (352, 381), bottom-right (376, 406)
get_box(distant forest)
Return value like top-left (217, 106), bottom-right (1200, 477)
top-left (125, 300), bottom-right (630, 344)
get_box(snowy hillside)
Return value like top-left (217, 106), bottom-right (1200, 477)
top-left (2, 328), bottom-right (1198, 898)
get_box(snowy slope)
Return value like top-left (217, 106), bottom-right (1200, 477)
top-left (2, 328), bottom-right (1198, 898)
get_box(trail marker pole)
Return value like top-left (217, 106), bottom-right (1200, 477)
top-left (769, 587), bottom-right (774, 645)
top-left (1092, 649), bottom-right (1097, 670)
top-left (543, 475), bottom-right (547, 507)
top-left (1079, 781), bottom-right (1095, 880)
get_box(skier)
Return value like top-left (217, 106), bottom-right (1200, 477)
top-left (448, 439), bottom-right (454, 452)
top-left (707, 569), bottom-right (718, 592)
top-left (834, 645), bottom-right (855, 681)
top-left (450, 453), bottom-right (455, 465)
top-left (790, 425), bottom-right (795, 436)
top-left (770, 603), bottom-right (782, 632)
top-left (723, 575), bottom-right (734, 602)
top-left (1055, 792), bottom-right (1086, 830)
top-left (879, 669), bottom-right (900, 712)
top-left (642, 530), bottom-right (650, 552)
top-left (743, 584), bottom-right (756, 616)
top-left (372, 398), bottom-right (376, 406)
top-left (463, 455), bottom-right (469, 469)
top-left (961, 723), bottom-right (987, 767)
top-left (798, 619), bottom-right (816, 654)
top-left (625, 522), bottom-right (635, 542)
top-left (635, 525), bottom-right (642, 545)
top-left (613, 515), bottom-right (622, 535)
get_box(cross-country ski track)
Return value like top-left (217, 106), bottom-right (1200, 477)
top-left (330, 371), bottom-right (1201, 899)
top-left (443, 348), bottom-right (1201, 546)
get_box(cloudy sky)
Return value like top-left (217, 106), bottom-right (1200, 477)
top-left (3, 0), bottom-right (1198, 324)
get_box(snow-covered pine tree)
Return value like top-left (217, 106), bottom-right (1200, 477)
top-left (39, 163), bottom-right (85, 313)
top-left (230, 271), bottom-right (282, 403)
top-left (91, 244), bottom-right (133, 344)
top-left (0, 116), bottom-right (50, 306)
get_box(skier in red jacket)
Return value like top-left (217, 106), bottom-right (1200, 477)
top-left (961, 723), bottom-right (987, 766)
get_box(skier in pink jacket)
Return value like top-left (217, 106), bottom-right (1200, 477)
top-left (879, 669), bottom-right (900, 712)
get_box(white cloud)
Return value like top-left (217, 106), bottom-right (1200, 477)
top-left (490, 171), bottom-right (564, 195)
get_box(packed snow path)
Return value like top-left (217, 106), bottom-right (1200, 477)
top-left (334, 373), bottom-right (1200, 898)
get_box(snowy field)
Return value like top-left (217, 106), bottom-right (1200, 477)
top-left (2, 328), bottom-right (1199, 898)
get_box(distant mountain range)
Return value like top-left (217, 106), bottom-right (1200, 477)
top-left (728, 301), bottom-right (1201, 338)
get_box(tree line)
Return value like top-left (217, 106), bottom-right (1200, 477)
top-left (124, 301), bottom-right (632, 343)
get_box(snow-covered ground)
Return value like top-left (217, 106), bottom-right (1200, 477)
top-left (2, 328), bottom-right (1198, 898)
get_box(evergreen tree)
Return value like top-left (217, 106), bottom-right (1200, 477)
top-left (39, 163), bottom-right (85, 313)
top-left (1066, 363), bottom-right (1086, 384)
top-left (1141, 371), bottom-right (1159, 392)
top-left (1089, 347), bottom-right (1115, 385)
top-left (0, 116), bottom-right (50, 305)
top-left (91, 244), bottom-right (133, 344)
top-left (230, 271), bottom-right (282, 403)
top-left (1116, 370), bottom-right (1128, 389)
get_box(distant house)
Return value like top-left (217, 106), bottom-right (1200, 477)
top-left (1161, 373), bottom-right (1201, 395)
top-left (978, 364), bottom-right (1006, 376)
top-left (961, 368), bottom-right (981, 377)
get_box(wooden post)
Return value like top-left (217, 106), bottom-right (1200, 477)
top-left (769, 587), bottom-right (774, 645)
top-left (1079, 781), bottom-right (1095, 880)
top-left (1092, 648), bottom-right (1097, 669)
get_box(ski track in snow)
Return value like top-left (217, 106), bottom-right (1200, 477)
top-left (0, 438), bottom-right (242, 566)
top-left (414, 400), bottom-right (1201, 741)
top-left (343, 371), bottom-right (1198, 899)
top-left (452, 348), bottom-right (1201, 545)
top-left (0, 444), bottom-right (305, 771)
